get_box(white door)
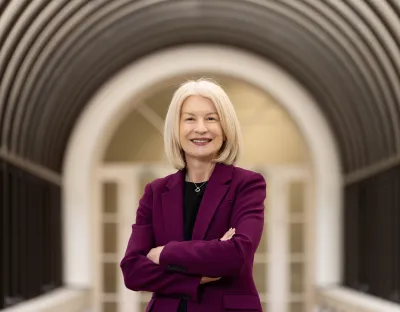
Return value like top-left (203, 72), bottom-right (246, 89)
top-left (98, 164), bottom-right (175, 312)
top-left (97, 163), bottom-right (312, 312)
top-left (251, 165), bottom-right (313, 312)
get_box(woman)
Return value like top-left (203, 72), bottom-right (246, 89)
top-left (120, 79), bottom-right (266, 312)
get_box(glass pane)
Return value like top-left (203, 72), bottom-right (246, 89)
top-left (141, 301), bottom-right (150, 312)
top-left (104, 111), bottom-right (164, 162)
top-left (139, 170), bottom-right (157, 196)
top-left (103, 222), bottom-right (117, 253)
top-left (289, 302), bottom-right (304, 312)
top-left (253, 262), bottom-right (267, 293)
top-left (290, 223), bottom-right (304, 253)
top-left (251, 167), bottom-right (267, 178)
top-left (103, 302), bottom-right (117, 312)
top-left (103, 263), bottom-right (117, 293)
top-left (257, 228), bottom-right (268, 253)
top-left (146, 87), bottom-right (173, 120)
top-left (262, 301), bottom-right (268, 312)
top-left (288, 182), bottom-right (304, 214)
top-left (103, 183), bottom-right (117, 213)
top-left (290, 262), bottom-right (304, 293)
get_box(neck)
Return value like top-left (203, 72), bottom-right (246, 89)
top-left (185, 158), bottom-right (215, 183)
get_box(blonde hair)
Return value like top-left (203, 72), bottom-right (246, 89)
top-left (164, 78), bottom-right (243, 169)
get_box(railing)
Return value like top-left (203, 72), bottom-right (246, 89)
top-left (0, 160), bottom-right (62, 309)
top-left (344, 163), bottom-right (400, 303)
top-left (316, 286), bottom-right (400, 312)
top-left (1, 288), bottom-right (89, 312)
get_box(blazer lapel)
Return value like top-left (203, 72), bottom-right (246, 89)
top-left (161, 170), bottom-right (185, 242)
top-left (192, 163), bottom-right (233, 240)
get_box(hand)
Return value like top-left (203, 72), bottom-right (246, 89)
top-left (146, 246), bottom-right (164, 264)
top-left (220, 228), bottom-right (235, 241)
top-left (200, 276), bottom-right (221, 284)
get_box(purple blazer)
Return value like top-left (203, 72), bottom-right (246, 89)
top-left (120, 163), bottom-right (267, 312)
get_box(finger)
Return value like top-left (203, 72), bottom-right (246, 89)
top-left (222, 235), bottom-right (232, 241)
top-left (220, 235), bottom-right (229, 241)
top-left (221, 234), bottom-right (231, 241)
top-left (221, 228), bottom-right (236, 240)
top-left (226, 230), bottom-right (236, 240)
top-left (221, 231), bottom-right (231, 239)
top-left (221, 229), bottom-right (235, 240)
top-left (225, 229), bottom-right (234, 236)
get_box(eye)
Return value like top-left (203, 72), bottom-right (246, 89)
top-left (186, 117), bottom-right (194, 121)
top-left (207, 116), bottom-right (218, 121)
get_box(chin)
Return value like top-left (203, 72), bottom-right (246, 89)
top-left (187, 151), bottom-right (217, 161)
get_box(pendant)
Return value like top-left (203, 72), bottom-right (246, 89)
top-left (195, 187), bottom-right (201, 192)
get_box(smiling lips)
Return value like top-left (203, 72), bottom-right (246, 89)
top-left (190, 138), bottom-right (212, 146)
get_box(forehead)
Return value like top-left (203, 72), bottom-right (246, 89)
top-left (181, 95), bottom-right (217, 113)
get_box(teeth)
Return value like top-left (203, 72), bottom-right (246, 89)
top-left (193, 140), bottom-right (209, 143)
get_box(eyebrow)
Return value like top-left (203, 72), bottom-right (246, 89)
top-left (181, 112), bottom-right (218, 115)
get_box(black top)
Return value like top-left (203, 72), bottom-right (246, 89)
top-left (178, 181), bottom-right (207, 312)
top-left (183, 181), bottom-right (207, 241)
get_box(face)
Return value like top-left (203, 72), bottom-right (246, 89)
top-left (179, 95), bottom-right (224, 163)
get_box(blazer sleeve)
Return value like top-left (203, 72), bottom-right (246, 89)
top-left (159, 172), bottom-right (266, 277)
top-left (120, 183), bottom-right (201, 301)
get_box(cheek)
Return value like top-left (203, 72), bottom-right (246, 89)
top-left (212, 130), bottom-right (224, 149)
top-left (215, 126), bottom-right (224, 141)
top-left (179, 124), bottom-right (190, 138)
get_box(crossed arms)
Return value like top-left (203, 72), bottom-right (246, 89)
top-left (120, 172), bottom-right (266, 301)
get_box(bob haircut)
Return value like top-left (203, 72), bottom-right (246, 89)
top-left (164, 78), bottom-right (243, 170)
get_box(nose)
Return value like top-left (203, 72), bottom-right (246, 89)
top-left (194, 120), bottom-right (207, 134)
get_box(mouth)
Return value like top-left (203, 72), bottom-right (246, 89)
top-left (190, 139), bottom-right (212, 145)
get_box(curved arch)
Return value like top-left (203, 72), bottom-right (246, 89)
top-left (63, 45), bottom-right (342, 288)
top-left (2, 1), bottom-right (399, 174)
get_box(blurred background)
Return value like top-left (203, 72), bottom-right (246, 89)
top-left (1, 1), bottom-right (399, 312)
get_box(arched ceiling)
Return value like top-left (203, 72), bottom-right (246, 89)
top-left (0, 0), bottom-right (399, 174)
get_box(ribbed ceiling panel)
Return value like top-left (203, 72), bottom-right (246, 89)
top-left (0, 0), bottom-right (399, 173)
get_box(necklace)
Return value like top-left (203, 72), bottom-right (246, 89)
top-left (192, 181), bottom-right (207, 193)
top-left (186, 174), bottom-right (207, 192)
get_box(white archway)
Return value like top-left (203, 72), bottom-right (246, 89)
top-left (63, 45), bottom-right (342, 291)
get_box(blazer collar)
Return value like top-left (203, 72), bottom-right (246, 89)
top-left (165, 162), bottom-right (233, 189)
top-left (162, 163), bottom-right (233, 242)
